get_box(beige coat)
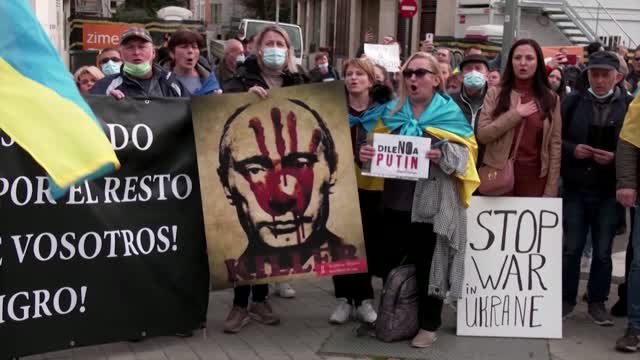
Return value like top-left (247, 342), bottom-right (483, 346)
top-left (476, 87), bottom-right (562, 197)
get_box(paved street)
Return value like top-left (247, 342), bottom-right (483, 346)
top-left (22, 221), bottom-right (633, 360)
top-left (23, 274), bottom-right (630, 360)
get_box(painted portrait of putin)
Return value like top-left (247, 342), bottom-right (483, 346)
top-left (217, 99), bottom-right (356, 280)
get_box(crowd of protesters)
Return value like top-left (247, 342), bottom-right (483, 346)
top-left (74, 25), bottom-right (640, 353)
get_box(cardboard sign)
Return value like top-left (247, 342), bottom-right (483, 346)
top-left (82, 23), bottom-right (131, 50)
top-left (362, 133), bottom-right (431, 181)
top-left (457, 196), bottom-right (563, 339)
top-left (191, 82), bottom-right (368, 289)
top-left (364, 43), bottom-right (401, 72)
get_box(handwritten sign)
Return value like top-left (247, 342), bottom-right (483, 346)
top-left (364, 43), bottom-right (401, 72)
top-left (457, 196), bottom-right (563, 339)
top-left (362, 134), bottom-right (430, 180)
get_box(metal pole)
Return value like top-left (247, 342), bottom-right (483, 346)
top-left (500, 0), bottom-right (520, 73)
top-left (276, 0), bottom-right (280, 23)
top-left (595, 4), bottom-right (600, 42)
top-left (404, 18), bottom-right (411, 61)
top-left (290, 0), bottom-right (295, 23)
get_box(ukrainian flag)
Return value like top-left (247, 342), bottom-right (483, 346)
top-left (381, 94), bottom-right (480, 208)
top-left (0, 1), bottom-right (120, 198)
top-left (620, 92), bottom-right (640, 149)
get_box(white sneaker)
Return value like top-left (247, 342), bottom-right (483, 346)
top-left (356, 299), bottom-right (377, 323)
top-left (329, 298), bottom-right (353, 324)
top-left (275, 282), bottom-right (296, 298)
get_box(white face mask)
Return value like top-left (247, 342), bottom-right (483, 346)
top-left (588, 87), bottom-right (614, 99)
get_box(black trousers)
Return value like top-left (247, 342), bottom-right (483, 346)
top-left (233, 284), bottom-right (268, 307)
top-left (383, 208), bottom-right (443, 332)
top-left (332, 189), bottom-right (383, 305)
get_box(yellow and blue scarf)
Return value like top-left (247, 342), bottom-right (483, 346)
top-left (382, 93), bottom-right (479, 207)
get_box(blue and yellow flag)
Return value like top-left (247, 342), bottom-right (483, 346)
top-left (620, 92), bottom-right (640, 149)
top-left (0, 1), bottom-right (120, 198)
top-left (382, 94), bottom-right (480, 208)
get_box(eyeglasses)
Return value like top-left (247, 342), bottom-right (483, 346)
top-left (402, 68), bottom-right (434, 78)
top-left (100, 57), bottom-right (122, 64)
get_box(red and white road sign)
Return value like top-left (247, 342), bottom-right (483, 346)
top-left (399, 0), bottom-right (418, 18)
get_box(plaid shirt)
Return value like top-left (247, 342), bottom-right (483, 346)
top-left (411, 142), bottom-right (469, 300)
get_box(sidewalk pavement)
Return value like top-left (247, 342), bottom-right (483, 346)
top-left (24, 273), bottom-right (631, 360)
top-left (24, 226), bottom-right (632, 360)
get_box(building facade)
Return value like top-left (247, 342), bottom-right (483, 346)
top-left (190, 0), bottom-right (247, 39)
top-left (295, 0), bottom-right (450, 70)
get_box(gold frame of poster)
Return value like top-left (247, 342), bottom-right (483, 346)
top-left (192, 82), bottom-right (367, 289)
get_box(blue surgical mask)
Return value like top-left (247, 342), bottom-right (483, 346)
top-left (262, 47), bottom-right (287, 69)
top-left (463, 70), bottom-right (486, 90)
top-left (588, 87), bottom-right (614, 100)
top-left (236, 54), bottom-right (246, 64)
top-left (101, 60), bottom-right (121, 76)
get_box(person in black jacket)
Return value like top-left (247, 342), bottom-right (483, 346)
top-left (451, 55), bottom-right (490, 166)
top-left (308, 52), bottom-right (339, 83)
top-left (561, 51), bottom-right (634, 325)
top-left (91, 28), bottom-right (187, 99)
top-left (221, 25), bottom-right (307, 334)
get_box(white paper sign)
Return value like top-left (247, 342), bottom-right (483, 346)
top-left (362, 133), bottom-right (431, 180)
top-left (364, 43), bottom-right (401, 72)
top-left (457, 196), bottom-right (563, 339)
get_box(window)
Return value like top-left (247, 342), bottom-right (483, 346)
top-left (212, 3), bottom-right (222, 24)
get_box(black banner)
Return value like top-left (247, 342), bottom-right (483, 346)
top-left (0, 97), bottom-right (209, 358)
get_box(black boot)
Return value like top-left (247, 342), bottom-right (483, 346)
top-left (611, 282), bottom-right (627, 317)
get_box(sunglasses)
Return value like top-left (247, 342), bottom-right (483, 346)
top-left (402, 68), bottom-right (434, 78)
top-left (100, 57), bottom-right (122, 64)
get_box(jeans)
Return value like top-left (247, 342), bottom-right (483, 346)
top-left (629, 204), bottom-right (640, 330)
top-left (562, 189), bottom-right (617, 305)
top-left (233, 284), bottom-right (268, 308)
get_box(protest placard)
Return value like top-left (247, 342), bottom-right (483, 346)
top-left (457, 196), bottom-right (562, 339)
top-left (191, 82), bottom-right (368, 289)
top-left (362, 133), bottom-right (431, 181)
top-left (0, 98), bottom-right (209, 358)
top-left (364, 43), bottom-right (401, 72)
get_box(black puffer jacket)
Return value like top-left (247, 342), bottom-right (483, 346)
top-left (222, 56), bottom-right (307, 93)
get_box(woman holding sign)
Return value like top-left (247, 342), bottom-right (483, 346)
top-left (221, 25), bottom-right (307, 334)
top-left (476, 39), bottom-right (561, 197)
top-left (360, 52), bottom-right (480, 348)
top-left (329, 58), bottom-right (392, 325)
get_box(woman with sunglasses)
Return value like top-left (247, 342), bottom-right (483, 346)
top-left (477, 39), bottom-right (561, 197)
top-left (329, 58), bottom-right (392, 326)
top-left (96, 48), bottom-right (123, 76)
top-left (360, 52), bottom-right (479, 348)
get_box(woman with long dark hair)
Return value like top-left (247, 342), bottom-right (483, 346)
top-left (548, 67), bottom-right (567, 100)
top-left (477, 39), bottom-right (561, 197)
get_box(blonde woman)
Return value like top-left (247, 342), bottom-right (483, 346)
top-left (221, 25), bottom-right (307, 334)
top-left (223, 25), bottom-right (305, 94)
top-left (360, 52), bottom-right (478, 348)
top-left (74, 66), bottom-right (104, 95)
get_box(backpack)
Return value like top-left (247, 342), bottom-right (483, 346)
top-left (375, 264), bottom-right (419, 342)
